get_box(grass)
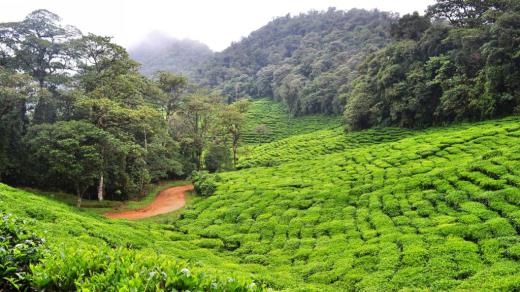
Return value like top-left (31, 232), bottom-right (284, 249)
top-left (3, 103), bottom-right (520, 290)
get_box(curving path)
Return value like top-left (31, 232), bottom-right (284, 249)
top-left (105, 184), bottom-right (193, 220)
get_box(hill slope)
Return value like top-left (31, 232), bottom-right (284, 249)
top-left (241, 99), bottom-right (342, 145)
top-left (129, 32), bottom-right (213, 77)
top-left (182, 116), bottom-right (520, 290)
top-left (3, 115), bottom-right (520, 290)
top-left (195, 8), bottom-right (394, 115)
top-left (0, 184), bottom-right (261, 290)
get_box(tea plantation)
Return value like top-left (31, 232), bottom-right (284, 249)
top-left (0, 185), bottom-right (263, 290)
top-left (3, 110), bottom-right (520, 290)
top-left (182, 116), bottom-right (520, 290)
top-left (241, 99), bottom-right (342, 145)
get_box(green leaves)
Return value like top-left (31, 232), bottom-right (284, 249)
top-left (192, 171), bottom-right (220, 196)
top-left (0, 213), bottom-right (45, 291)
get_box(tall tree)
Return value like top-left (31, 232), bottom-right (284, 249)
top-left (155, 71), bottom-right (188, 118)
top-left (427, 0), bottom-right (511, 27)
top-left (220, 109), bottom-right (244, 167)
top-left (0, 9), bottom-right (80, 124)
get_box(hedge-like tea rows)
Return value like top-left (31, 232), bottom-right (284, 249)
top-left (238, 127), bottom-right (414, 168)
top-left (0, 184), bottom-right (262, 291)
top-left (242, 99), bottom-right (341, 145)
top-left (3, 114), bottom-right (520, 290)
top-left (175, 117), bottom-right (520, 290)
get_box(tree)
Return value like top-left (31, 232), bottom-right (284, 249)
top-left (172, 92), bottom-right (219, 171)
top-left (0, 9), bottom-right (80, 124)
top-left (25, 121), bottom-right (119, 207)
top-left (390, 12), bottom-right (431, 41)
top-left (426, 0), bottom-right (510, 27)
top-left (204, 143), bottom-right (230, 172)
top-left (0, 69), bottom-right (36, 181)
top-left (218, 105), bottom-right (246, 167)
top-left (155, 71), bottom-right (188, 118)
top-left (73, 34), bottom-right (134, 92)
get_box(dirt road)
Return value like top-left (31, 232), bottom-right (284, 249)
top-left (105, 184), bottom-right (193, 220)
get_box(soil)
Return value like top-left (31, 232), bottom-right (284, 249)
top-left (105, 184), bottom-right (193, 220)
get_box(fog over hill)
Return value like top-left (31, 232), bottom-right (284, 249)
top-left (129, 32), bottom-right (213, 77)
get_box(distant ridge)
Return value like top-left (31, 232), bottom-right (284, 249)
top-left (129, 31), bottom-right (213, 77)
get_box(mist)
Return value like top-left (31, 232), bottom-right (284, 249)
top-left (1, 0), bottom-right (435, 51)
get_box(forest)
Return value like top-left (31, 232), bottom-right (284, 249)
top-left (0, 10), bottom-right (249, 205)
top-left (2, 0), bottom-right (520, 290)
top-left (190, 0), bottom-right (520, 128)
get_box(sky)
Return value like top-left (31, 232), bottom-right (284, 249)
top-left (1, 0), bottom-right (435, 52)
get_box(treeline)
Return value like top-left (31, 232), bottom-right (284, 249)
top-left (0, 10), bottom-right (248, 205)
top-left (194, 8), bottom-right (394, 115)
top-left (193, 1), bottom-right (520, 129)
top-left (344, 0), bottom-right (520, 130)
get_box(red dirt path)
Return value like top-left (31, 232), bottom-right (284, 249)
top-left (105, 184), bottom-right (193, 220)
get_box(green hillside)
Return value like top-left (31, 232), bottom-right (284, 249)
top-left (3, 3), bottom-right (520, 291)
top-left (241, 99), bottom-right (342, 145)
top-left (184, 116), bottom-right (520, 290)
top-left (0, 184), bottom-right (261, 290)
top-left (3, 115), bottom-right (520, 290)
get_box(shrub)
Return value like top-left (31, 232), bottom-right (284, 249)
top-left (30, 246), bottom-right (261, 291)
top-left (192, 171), bottom-right (221, 196)
top-left (0, 213), bottom-right (45, 290)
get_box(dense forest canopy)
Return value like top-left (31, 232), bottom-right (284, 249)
top-left (0, 10), bottom-right (248, 204)
top-left (182, 1), bottom-right (520, 129)
top-left (129, 32), bottom-right (213, 78)
top-left (344, 0), bottom-right (520, 130)
top-left (193, 8), bottom-right (395, 115)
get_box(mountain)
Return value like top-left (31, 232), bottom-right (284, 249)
top-left (194, 8), bottom-right (395, 115)
top-left (129, 32), bottom-right (213, 77)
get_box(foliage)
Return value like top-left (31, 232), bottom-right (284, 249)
top-left (205, 143), bottom-right (231, 172)
top-left (241, 99), bottom-right (342, 145)
top-left (0, 213), bottom-right (45, 290)
top-left (344, 1), bottom-right (520, 130)
top-left (2, 115), bottom-right (520, 290)
top-left (0, 185), bottom-right (261, 290)
top-left (194, 9), bottom-right (394, 115)
top-left (31, 246), bottom-right (260, 291)
top-left (192, 171), bottom-right (220, 196)
top-left (173, 116), bottom-right (520, 290)
top-left (0, 11), bottom-right (190, 200)
top-left (24, 121), bottom-right (123, 206)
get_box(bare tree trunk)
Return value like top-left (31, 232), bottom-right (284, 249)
top-left (76, 185), bottom-right (82, 208)
top-left (232, 132), bottom-right (240, 167)
top-left (143, 128), bottom-right (148, 152)
top-left (233, 143), bottom-right (238, 167)
top-left (97, 173), bottom-right (104, 201)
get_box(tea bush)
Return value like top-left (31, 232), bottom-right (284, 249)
top-left (3, 114), bottom-right (520, 290)
top-left (174, 116), bottom-right (520, 290)
top-left (0, 213), bottom-right (45, 290)
top-left (192, 171), bottom-right (221, 196)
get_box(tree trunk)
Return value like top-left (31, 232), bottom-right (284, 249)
top-left (232, 132), bottom-right (240, 167)
top-left (233, 143), bottom-right (238, 167)
top-left (76, 185), bottom-right (82, 208)
top-left (143, 128), bottom-right (148, 152)
top-left (97, 173), bottom-right (104, 201)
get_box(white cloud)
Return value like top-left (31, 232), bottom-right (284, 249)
top-left (1, 0), bottom-right (435, 51)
